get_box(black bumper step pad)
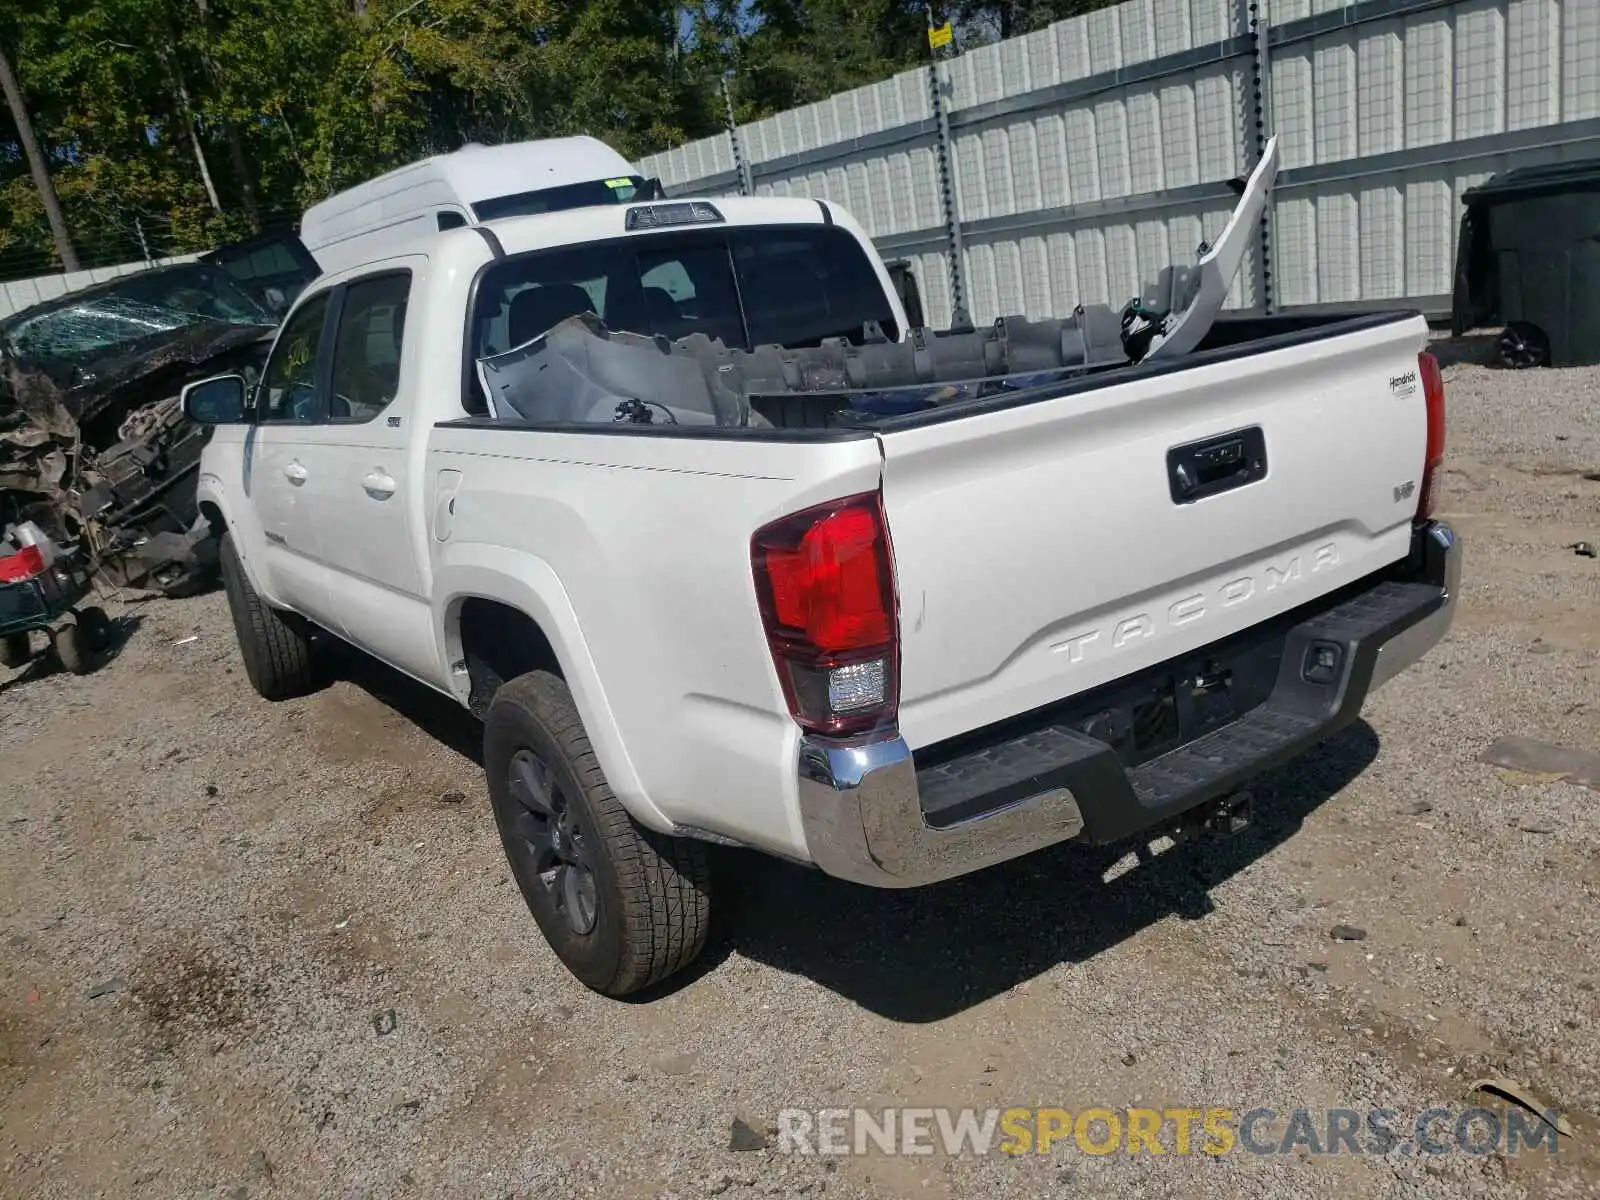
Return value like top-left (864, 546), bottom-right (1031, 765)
top-left (912, 577), bottom-right (1445, 844)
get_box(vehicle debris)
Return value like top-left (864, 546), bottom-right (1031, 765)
top-left (1, 524), bottom-right (113, 675)
top-left (0, 260), bottom-right (311, 598)
top-left (727, 1117), bottom-right (770, 1152)
top-left (475, 141), bottom-right (1282, 430)
top-left (1466, 1077), bottom-right (1575, 1138)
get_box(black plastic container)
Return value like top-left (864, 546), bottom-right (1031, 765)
top-left (1454, 158), bottom-right (1600, 367)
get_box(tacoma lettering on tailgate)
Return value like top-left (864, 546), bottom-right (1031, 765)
top-left (1051, 543), bottom-right (1341, 665)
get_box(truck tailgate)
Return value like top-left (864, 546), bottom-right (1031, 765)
top-left (877, 313), bottom-right (1432, 750)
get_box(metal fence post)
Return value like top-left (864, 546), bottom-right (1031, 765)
top-left (721, 73), bottom-right (754, 197)
top-left (928, 56), bottom-right (970, 328)
top-left (1246, 0), bottom-right (1275, 313)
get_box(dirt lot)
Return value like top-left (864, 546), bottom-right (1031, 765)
top-left (3, 344), bottom-right (1599, 1200)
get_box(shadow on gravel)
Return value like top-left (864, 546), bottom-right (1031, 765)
top-left (1429, 332), bottom-right (1497, 369)
top-left (300, 638), bottom-right (1381, 1020)
top-left (713, 721), bottom-right (1381, 1022)
top-left (322, 640), bottom-right (485, 765)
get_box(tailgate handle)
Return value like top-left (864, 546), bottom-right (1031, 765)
top-left (1167, 427), bottom-right (1267, 504)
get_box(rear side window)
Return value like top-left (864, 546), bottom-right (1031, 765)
top-left (328, 272), bottom-right (411, 422)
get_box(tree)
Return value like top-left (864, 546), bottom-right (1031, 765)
top-left (681, 0), bottom-right (935, 127)
top-left (0, 36), bottom-right (78, 270)
top-left (949, 0), bottom-right (1104, 42)
top-left (0, 0), bottom-right (1122, 283)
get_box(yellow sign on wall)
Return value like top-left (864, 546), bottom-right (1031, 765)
top-left (928, 21), bottom-right (953, 49)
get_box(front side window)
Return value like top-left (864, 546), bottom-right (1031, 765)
top-left (328, 273), bottom-right (411, 422)
top-left (258, 292), bottom-right (330, 422)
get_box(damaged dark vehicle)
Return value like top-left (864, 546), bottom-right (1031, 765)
top-left (0, 261), bottom-right (297, 595)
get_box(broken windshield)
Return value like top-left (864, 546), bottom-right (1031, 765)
top-left (1, 264), bottom-right (274, 366)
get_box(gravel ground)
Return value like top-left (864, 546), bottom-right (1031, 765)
top-left (2, 341), bottom-right (1598, 1200)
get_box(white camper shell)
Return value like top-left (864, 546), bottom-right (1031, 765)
top-left (298, 137), bottom-right (653, 273)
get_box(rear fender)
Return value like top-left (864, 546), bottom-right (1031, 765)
top-left (432, 542), bottom-right (664, 831)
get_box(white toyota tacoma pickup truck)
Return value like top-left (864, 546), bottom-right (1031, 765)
top-left (181, 171), bottom-right (1460, 997)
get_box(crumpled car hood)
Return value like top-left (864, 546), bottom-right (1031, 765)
top-left (13, 320), bottom-right (275, 426)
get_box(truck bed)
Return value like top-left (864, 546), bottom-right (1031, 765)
top-left (748, 310), bottom-right (1418, 431)
top-left (464, 308), bottom-right (1422, 435)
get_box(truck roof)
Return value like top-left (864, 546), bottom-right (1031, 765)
top-left (295, 192), bottom-right (892, 325)
top-left (477, 194), bottom-right (851, 259)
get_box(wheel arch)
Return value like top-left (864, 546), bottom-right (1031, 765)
top-left (434, 548), bottom-right (666, 832)
top-left (195, 483), bottom-right (276, 605)
top-left (198, 497), bottom-right (229, 540)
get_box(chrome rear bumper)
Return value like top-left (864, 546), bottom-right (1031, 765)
top-left (1370, 521), bottom-right (1461, 691)
top-left (796, 520), bottom-right (1461, 889)
top-left (798, 736), bottom-right (1087, 888)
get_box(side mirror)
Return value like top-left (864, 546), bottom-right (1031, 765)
top-left (182, 373), bottom-right (249, 424)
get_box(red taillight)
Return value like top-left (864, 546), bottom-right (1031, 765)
top-left (0, 544), bottom-right (45, 583)
top-left (752, 492), bottom-right (899, 737)
top-left (1416, 350), bottom-right (1446, 521)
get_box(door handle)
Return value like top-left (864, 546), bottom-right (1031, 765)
top-left (283, 460), bottom-right (308, 485)
top-left (362, 470), bottom-right (397, 498)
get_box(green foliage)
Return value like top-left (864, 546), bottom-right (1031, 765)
top-left (950, 1), bottom-right (1109, 41)
top-left (711, 1), bottom-right (930, 119)
top-left (0, 0), bottom-right (1118, 281)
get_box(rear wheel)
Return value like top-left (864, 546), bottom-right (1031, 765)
top-left (484, 671), bottom-right (712, 997)
top-left (1496, 321), bottom-right (1549, 369)
top-left (0, 633), bottom-right (30, 669)
top-left (218, 532), bottom-right (319, 700)
top-left (55, 623), bottom-right (93, 675)
top-left (77, 606), bottom-right (113, 653)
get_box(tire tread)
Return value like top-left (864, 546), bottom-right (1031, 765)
top-left (493, 672), bottom-right (711, 995)
top-left (219, 532), bottom-right (318, 700)
top-left (55, 623), bottom-right (93, 675)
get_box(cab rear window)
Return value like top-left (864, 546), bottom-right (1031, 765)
top-left (467, 224), bottom-right (898, 366)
